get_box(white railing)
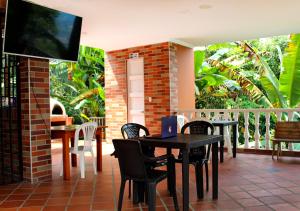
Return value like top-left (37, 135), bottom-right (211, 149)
top-left (177, 108), bottom-right (300, 151)
top-left (89, 117), bottom-right (105, 126)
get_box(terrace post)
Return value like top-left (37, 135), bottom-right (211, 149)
top-left (19, 57), bottom-right (52, 183)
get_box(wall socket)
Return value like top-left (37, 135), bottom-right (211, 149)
top-left (129, 53), bottom-right (139, 59)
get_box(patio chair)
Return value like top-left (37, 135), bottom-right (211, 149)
top-left (112, 123), bottom-right (169, 198)
top-left (175, 120), bottom-right (214, 199)
top-left (112, 139), bottom-right (179, 211)
top-left (60, 122), bottom-right (97, 178)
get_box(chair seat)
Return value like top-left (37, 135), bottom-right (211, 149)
top-left (146, 169), bottom-right (167, 183)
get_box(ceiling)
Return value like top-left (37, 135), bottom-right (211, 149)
top-left (31, 0), bottom-right (300, 51)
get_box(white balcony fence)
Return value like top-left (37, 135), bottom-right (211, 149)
top-left (89, 117), bottom-right (105, 126)
top-left (176, 108), bottom-right (300, 151)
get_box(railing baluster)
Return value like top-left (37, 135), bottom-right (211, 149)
top-left (244, 111), bottom-right (250, 149)
top-left (265, 112), bottom-right (271, 150)
top-left (276, 111), bottom-right (282, 121)
top-left (254, 111), bottom-right (260, 149)
top-left (287, 111), bottom-right (294, 151)
top-left (233, 111), bottom-right (239, 148)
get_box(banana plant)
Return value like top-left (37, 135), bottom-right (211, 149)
top-left (50, 45), bottom-right (105, 123)
top-left (279, 34), bottom-right (300, 107)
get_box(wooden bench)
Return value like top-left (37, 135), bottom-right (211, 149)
top-left (272, 121), bottom-right (300, 160)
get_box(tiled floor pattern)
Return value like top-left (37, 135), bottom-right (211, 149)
top-left (0, 142), bottom-right (300, 210)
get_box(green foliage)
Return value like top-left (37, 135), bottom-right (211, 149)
top-left (195, 34), bottom-right (300, 146)
top-left (280, 34), bottom-right (300, 107)
top-left (50, 46), bottom-right (105, 123)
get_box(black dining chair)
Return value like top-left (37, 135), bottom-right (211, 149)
top-left (175, 120), bottom-right (214, 199)
top-left (113, 139), bottom-right (179, 211)
top-left (113, 123), bottom-right (169, 198)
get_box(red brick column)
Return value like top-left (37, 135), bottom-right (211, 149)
top-left (105, 42), bottom-right (176, 140)
top-left (19, 57), bottom-right (51, 183)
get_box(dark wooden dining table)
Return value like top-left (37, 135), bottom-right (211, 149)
top-left (51, 125), bottom-right (106, 180)
top-left (139, 134), bottom-right (223, 211)
top-left (211, 120), bottom-right (238, 162)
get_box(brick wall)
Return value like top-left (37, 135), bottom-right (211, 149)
top-left (105, 42), bottom-right (180, 140)
top-left (20, 57), bottom-right (51, 183)
top-left (169, 43), bottom-right (179, 113)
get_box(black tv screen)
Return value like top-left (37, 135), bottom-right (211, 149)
top-left (3, 0), bottom-right (82, 61)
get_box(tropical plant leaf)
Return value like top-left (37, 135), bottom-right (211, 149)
top-left (74, 99), bottom-right (87, 110)
top-left (207, 43), bottom-right (236, 51)
top-left (70, 88), bottom-right (99, 105)
top-left (279, 34), bottom-right (300, 107)
top-left (194, 50), bottom-right (205, 78)
top-left (239, 41), bottom-right (286, 107)
top-left (207, 59), bottom-right (273, 107)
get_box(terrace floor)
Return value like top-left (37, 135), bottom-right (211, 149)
top-left (0, 142), bottom-right (300, 211)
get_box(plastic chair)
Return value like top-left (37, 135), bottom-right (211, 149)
top-left (114, 123), bottom-right (169, 198)
top-left (60, 122), bottom-right (98, 178)
top-left (112, 139), bottom-right (179, 211)
top-left (176, 120), bottom-right (214, 199)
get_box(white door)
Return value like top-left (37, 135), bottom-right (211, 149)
top-left (127, 58), bottom-right (145, 125)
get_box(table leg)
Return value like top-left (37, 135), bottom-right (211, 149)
top-left (166, 148), bottom-right (172, 194)
top-left (96, 130), bottom-right (103, 171)
top-left (219, 126), bottom-right (224, 163)
top-left (182, 149), bottom-right (189, 211)
top-left (212, 142), bottom-right (219, 199)
top-left (70, 137), bottom-right (77, 167)
top-left (62, 133), bottom-right (71, 180)
top-left (232, 124), bottom-right (237, 158)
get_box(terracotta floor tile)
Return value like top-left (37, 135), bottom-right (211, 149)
top-left (279, 194), bottom-right (300, 203)
top-left (29, 193), bottom-right (50, 200)
top-left (92, 202), bottom-right (115, 210)
top-left (269, 203), bottom-right (299, 211)
top-left (6, 194), bottom-right (29, 201)
top-left (0, 208), bottom-right (17, 211)
top-left (245, 206), bottom-right (273, 211)
top-left (46, 197), bottom-right (69, 206)
top-left (214, 200), bottom-right (242, 209)
top-left (268, 188), bottom-right (292, 195)
top-left (0, 200), bottom-right (23, 208)
top-left (238, 198), bottom-right (264, 207)
top-left (248, 190), bottom-right (273, 197)
top-left (258, 195), bottom-right (285, 205)
top-left (19, 207), bottom-right (43, 211)
top-left (190, 201), bottom-right (216, 210)
top-left (69, 196), bottom-right (92, 205)
top-left (42, 206), bottom-right (66, 211)
top-left (23, 199), bottom-right (47, 207)
top-left (66, 204), bottom-right (91, 211)
top-left (227, 191), bottom-right (252, 199)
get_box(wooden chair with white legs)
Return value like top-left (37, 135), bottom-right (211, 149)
top-left (60, 122), bottom-right (98, 178)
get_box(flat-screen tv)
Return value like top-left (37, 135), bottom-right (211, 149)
top-left (3, 0), bottom-right (82, 61)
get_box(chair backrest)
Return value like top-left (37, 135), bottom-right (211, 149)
top-left (275, 121), bottom-right (300, 139)
top-left (121, 123), bottom-right (150, 139)
top-left (121, 123), bottom-right (154, 157)
top-left (181, 120), bottom-right (214, 135)
top-left (112, 139), bottom-right (147, 180)
top-left (73, 122), bottom-right (97, 153)
top-left (181, 121), bottom-right (214, 159)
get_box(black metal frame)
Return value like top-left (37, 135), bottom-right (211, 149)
top-left (0, 52), bottom-right (23, 185)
